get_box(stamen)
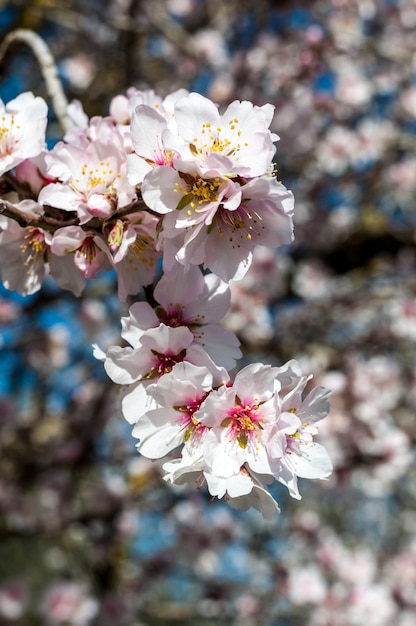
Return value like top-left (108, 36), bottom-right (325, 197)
top-left (19, 228), bottom-right (47, 270)
top-left (221, 402), bottom-right (263, 449)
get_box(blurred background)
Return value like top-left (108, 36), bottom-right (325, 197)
top-left (1, 0), bottom-right (416, 624)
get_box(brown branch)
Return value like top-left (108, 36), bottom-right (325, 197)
top-left (0, 197), bottom-right (155, 234)
top-left (0, 199), bottom-right (79, 230)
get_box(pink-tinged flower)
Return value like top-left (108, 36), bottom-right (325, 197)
top-left (39, 137), bottom-right (136, 223)
top-left (110, 87), bottom-right (188, 155)
top-left (174, 174), bottom-right (294, 281)
top-left (272, 367), bottom-right (333, 498)
top-left (40, 582), bottom-right (98, 626)
top-left (120, 264), bottom-right (241, 369)
top-left (196, 363), bottom-right (301, 478)
top-left (102, 321), bottom-right (227, 429)
top-left (127, 102), bottom-right (182, 184)
top-left (51, 215), bottom-right (160, 300)
top-left (167, 92), bottom-right (278, 177)
top-left (106, 213), bottom-right (161, 301)
top-left (143, 166), bottom-right (294, 281)
top-left (132, 362), bottom-right (216, 458)
top-left (204, 466), bottom-right (281, 519)
top-left (14, 154), bottom-right (52, 195)
top-left (287, 565), bottom-right (328, 606)
top-left (110, 87), bottom-right (188, 126)
top-left (0, 582), bottom-right (28, 620)
top-left (0, 91), bottom-right (48, 176)
top-left (0, 201), bottom-right (50, 295)
top-left (163, 451), bottom-right (280, 519)
top-left (51, 225), bottom-right (112, 281)
top-left (0, 203), bottom-right (88, 297)
top-left (103, 323), bottom-right (225, 387)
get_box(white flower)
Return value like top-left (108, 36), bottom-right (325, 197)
top-left (196, 363), bottom-right (300, 478)
top-left (143, 165), bottom-right (294, 281)
top-left (41, 583), bottom-right (98, 626)
top-left (39, 136), bottom-right (136, 223)
top-left (163, 452), bottom-right (280, 519)
top-left (274, 374), bottom-right (333, 498)
top-left (167, 92), bottom-right (278, 177)
top-left (0, 201), bottom-right (49, 295)
top-left (132, 362), bottom-right (215, 458)
top-left (103, 323), bottom-right (227, 427)
top-left (0, 91), bottom-right (47, 176)
top-left (205, 466), bottom-right (281, 519)
top-left (120, 264), bottom-right (241, 369)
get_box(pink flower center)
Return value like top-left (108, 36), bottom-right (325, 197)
top-left (221, 401), bottom-right (263, 449)
top-left (216, 203), bottom-right (265, 248)
top-left (154, 149), bottom-right (176, 167)
top-left (174, 394), bottom-right (209, 443)
top-left (78, 236), bottom-right (100, 264)
top-left (145, 348), bottom-right (187, 379)
top-left (19, 228), bottom-right (47, 266)
top-left (156, 305), bottom-right (204, 330)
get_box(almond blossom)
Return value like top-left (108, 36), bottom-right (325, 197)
top-left (108, 213), bottom-right (161, 301)
top-left (108, 350), bottom-right (332, 518)
top-left (132, 362), bottom-right (216, 459)
top-left (0, 91), bottom-right (48, 176)
top-left (50, 212), bottom-right (160, 300)
top-left (163, 451), bottom-right (281, 519)
top-left (0, 209), bottom-right (50, 296)
top-left (0, 201), bottom-right (83, 296)
top-left (50, 225), bottom-right (112, 281)
top-left (274, 374), bottom-right (334, 499)
top-left (110, 86), bottom-right (188, 127)
top-left (103, 322), bottom-right (227, 427)
top-left (119, 264), bottom-right (241, 369)
top-left (142, 165), bottom-right (294, 281)
top-left (0, 81), bottom-right (333, 520)
top-left (164, 92), bottom-right (278, 177)
top-left (127, 91), bottom-right (277, 184)
top-left (126, 90), bottom-right (189, 183)
top-left (196, 363), bottom-right (301, 479)
top-left (39, 136), bottom-right (136, 224)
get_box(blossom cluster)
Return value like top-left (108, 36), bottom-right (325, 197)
top-left (0, 86), bottom-right (332, 517)
top-left (2, 1), bottom-right (416, 621)
top-left (100, 324), bottom-right (332, 518)
top-left (0, 88), bottom-right (293, 297)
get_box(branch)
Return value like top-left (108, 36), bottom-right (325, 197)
top-left (0, 197), bottom-right (155, 233)
top-left (0, 199), bottom-right (79, 230)
top-left (0, 28), bottom-right (74, 134)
